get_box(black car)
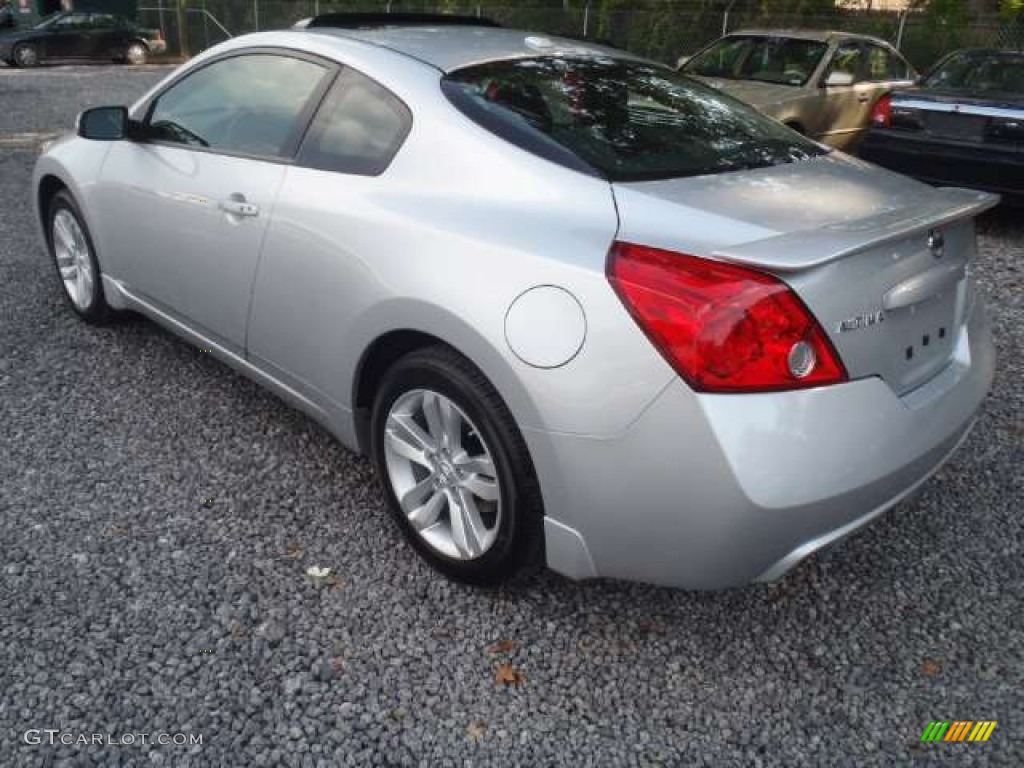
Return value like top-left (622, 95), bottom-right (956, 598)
top-left (0, 11), bottom-right (165, 67)
top-left (860, 48), bottom-right (1024, 204)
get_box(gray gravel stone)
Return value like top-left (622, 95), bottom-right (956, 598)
top-left (0, 64), bottom-right (1021, 768)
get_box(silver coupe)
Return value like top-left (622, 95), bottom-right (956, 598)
top-left (33, 16), bottom-right (996, 588)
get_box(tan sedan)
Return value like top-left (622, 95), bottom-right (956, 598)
top-left (679, 29), bottom-right (917, 150)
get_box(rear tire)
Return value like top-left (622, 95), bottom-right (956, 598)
top-left (47, 190), bottom-right (113, 324)
top-left (124, 42), bottom-right (147, 65)
top-left (369, 346), bottom-right (544, 586)
top-left (13, 43), bottom-right (38, 68)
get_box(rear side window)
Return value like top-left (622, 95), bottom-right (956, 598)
top-left (443, 56), bottom-right (827, 182)
top-left (865, 44), bottom-right (909, 81)
top-left (296, 67), bottom-right (412, 176)
top-left (925, 51), bottom-right (1024, 92)
top-left (147, 54), bottom-right (329, 158)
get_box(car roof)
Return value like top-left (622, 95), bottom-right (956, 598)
top-left (303, 25), bottom-right (643, 72)
top-left (725, 28), bottom-right (893, 46)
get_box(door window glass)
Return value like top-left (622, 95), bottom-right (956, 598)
top-left (147, 54), bottom-right (328, 158)
top-left (866, 44), bottom-right (909, 81)
top-left (825, 42), bottom-right (864, 83)
top-left (297, 67), bottom-right (412, 176)
top-left (54, 13), bottom-right (90, 28)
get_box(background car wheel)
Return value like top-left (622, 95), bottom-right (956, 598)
top-left (124, 42), bottom-right (147, 66)
top-left (370, 346), bottom-right (544, 586)
top-left (13, 43), bottom-right (38, 68)
top-left (48, 191), bottom-right (113, 323)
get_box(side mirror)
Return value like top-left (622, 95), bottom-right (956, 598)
top-left (823, 71), bottom-right (856, 88)
top-left (77, 106), bottom-right (129, 140)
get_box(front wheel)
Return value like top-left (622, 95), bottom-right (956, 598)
top-left (369, 346), bottom-right (544, 586)
top-left (13, 43), bottom-right (38, 68)
top-left (48, 191), bottom-right (113, 323)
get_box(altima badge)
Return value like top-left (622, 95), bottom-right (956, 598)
top-left (837, 310), bottom-right (884, 333)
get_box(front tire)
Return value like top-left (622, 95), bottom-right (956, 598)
top-left (48, 191), bottom-right (113, 323)
top-left (370, 346), bottom-right (543, 586)
top-left (13, 43), bottom-right (38, 68)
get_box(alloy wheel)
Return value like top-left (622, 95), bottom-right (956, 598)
top-left (52, 208), bottom-right (95, 310)
top-left (126, 43), bottom-right (146, 65)
top-left (14, 44), bottom-right (37, 67)
top-left (382, 388), bottom-right (501, 560)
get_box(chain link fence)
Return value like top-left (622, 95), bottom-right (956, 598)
top-left (138, 1), bottom-right (1024, 72)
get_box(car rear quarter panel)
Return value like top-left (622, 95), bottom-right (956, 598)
top-left (244, 38), bottom-right (676, 445)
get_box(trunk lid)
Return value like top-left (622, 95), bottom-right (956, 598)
top-left (611, 153), bottom-right (998, 395)
top-left (888, 88), bottom-right (1024, 144)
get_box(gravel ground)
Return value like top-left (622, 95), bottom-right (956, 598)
top-left (0, 65), bottom-right (1021, 768)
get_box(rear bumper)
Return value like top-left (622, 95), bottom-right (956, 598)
top-left (860, 130), bottom-right (1024, 203)
top-left (534, 295), bottom-right (995, 589)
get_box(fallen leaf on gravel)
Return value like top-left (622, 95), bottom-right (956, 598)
top-left (494, 663), bottom-right (523, 685)
top-left (486, 638), bottom-right (518, 655)
top-left (330, 656), bottom-right (345, 672)
top-left (637, 620), bottom-right (666, 635)
top-left (326, 573), bottom-right (345, 590)
top-left (766, 584), bottom-right (792, 602)
top-left (100, 523), bottom-right (127, 539)
top-left (285, 541), bottom-right (303, 558)
top-left (921, 659), bottom-right (944, 676)
top-left (466, 721), bottom-right (487, 740)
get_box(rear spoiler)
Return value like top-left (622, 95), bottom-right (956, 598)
top-left (711, 187), bottom-right (999, 272)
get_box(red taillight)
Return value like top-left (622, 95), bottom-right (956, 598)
top-left (607, 242), bottom-right (847, 393)
top-left (871, 93), bottom-right (892, 128)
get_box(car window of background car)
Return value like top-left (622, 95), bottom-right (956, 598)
top-left (925, 51), bottom-right (1024, 93)
top-left (89, 14), bottom-right (118, 29)
top-left (444, 57), bottom-right (827, 182)
top-left (54, 13), bottom-right (90, 29)
top-left (34, 12), bottom-right (63, 29)
top-left (865, 44), bottom-right (909, 81)
top-left (296, 66), bottom-right (412, 176)
top-left (686, 36), bottom-right (827, 86)
top-left (147, 54), bottom-right (328, 158)
top-left (824, 41), bottom-right (865, 83)
top-left (735, 37), bottom-right (828, 85)
top-left (683, 37), bottom-right (750, 79)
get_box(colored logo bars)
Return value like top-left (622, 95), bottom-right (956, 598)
top-left (920, 721), bottom-right (997, 742)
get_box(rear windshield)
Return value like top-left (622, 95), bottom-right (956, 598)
top-left (442, 56), bottom-right (827, 182)
top-left (924, 51), bottom-right (1024, 94)
top-left (683, 35), bottom-right (828, 86)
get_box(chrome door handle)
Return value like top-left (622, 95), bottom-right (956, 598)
top-left (219, 198), bottom-right (259, 218)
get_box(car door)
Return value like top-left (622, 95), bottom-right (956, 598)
top-left (45, 13), bottom-right (92, 59)
top-left (94, 51), bottom-right (334, 352)
top-left (246, 65), bottom-right (413, 403)
top-left (85, 14), bottom-right (119, 60)
top-left (815, 39), bottom-right (876, 149)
